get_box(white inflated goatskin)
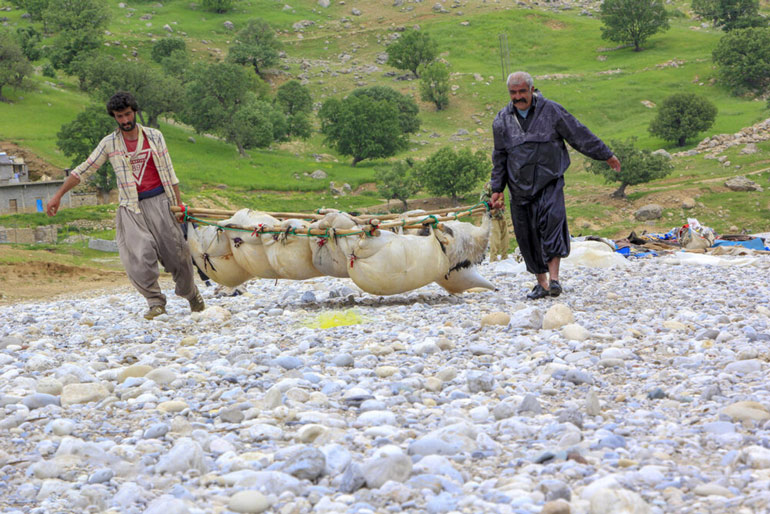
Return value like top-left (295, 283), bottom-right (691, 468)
top-left (347, 228), bottom-right (449, 295)
top-left (261, 218), bottom-right (323, 280)
top-left (434, 215), bottom-right (493, 294)
top-left (187, 223), bottom-right (253, 287)
top-left (436, 266), bottom-right (495, 294)
top-left (309, 211), bottom-right (359, 278)
top-left (218, 209), bottom-right (279, 279)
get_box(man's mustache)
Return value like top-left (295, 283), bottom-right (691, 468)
top-left (513, 98), bottom-right (527, 103)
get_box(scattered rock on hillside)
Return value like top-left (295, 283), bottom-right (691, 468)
top-left (725, 176), bottom-right (763, 192)
top-left (681, 197), bottom-right (696, 209)
top-left (651, 149), bottom-right (672, 160)
top-left (310, 169), bottom-right (327, 179)
top-left (741, 143), bottom-right (758, 154)
top-left (223, 20), bottom-right (234, 30)
top-left (634, 204), bottom-right (663, 221)
top-left (318, 0), bottom-right (330, 7)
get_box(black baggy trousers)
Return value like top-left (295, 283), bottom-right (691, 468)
top-left (510, 177), bottom-right (570, 275)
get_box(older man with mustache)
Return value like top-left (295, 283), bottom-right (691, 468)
top-left (489, 71), bottom-right (621, 300)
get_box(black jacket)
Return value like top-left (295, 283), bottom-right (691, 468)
top-left (491, 94), bottom-right (613, 201)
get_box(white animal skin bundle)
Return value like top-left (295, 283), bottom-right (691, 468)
top-left (184, 205), bottom-right (495, 296)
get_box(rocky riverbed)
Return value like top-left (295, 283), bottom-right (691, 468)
top-left (2, 252), bottom-right (770, 514)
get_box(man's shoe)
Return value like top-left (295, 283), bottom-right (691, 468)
top-left (188, 291), bottom-right (205, 312)
top-left (526, 284), bottom-right (550, 300)
top-left (549, 280), bottom-right (563, 297)
top-left (144, 305), bottom-right (166, 320)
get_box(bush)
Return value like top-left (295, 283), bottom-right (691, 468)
top-left (586, 138), bottom-right (673, 198)
top-left (348, 86), bottom-right (420, 135)
top-left (227, 18), bottom-right (281, 77)
top-left (712, 27), bottom-right (770, 95)
top-left (0, 30), bottom-right (33, 101)
top-left (56, 105), bottom-right (117, 194)
top-left (692, 0), bottom-right (766, 31)
top-left (42, 63), bottom-right (56, 78)
top-left (319, 95), bottom-right (408, 166)
top-left (418, 60), bottom-right (450, 111)
top-left (599, 0), bottom-right (670, 51)
top-left (386, 30), bottom-right (438, 77)
top-left (416, 147), bottom-right (488, 205)
top-left (375, 159), bottom-right (420, 211)
top-left (151, 37), bottom-right (186, 63)
top-left (202, 0), bottom-right (232, 13)
top-left (648, 93), bottom-right (717, 146)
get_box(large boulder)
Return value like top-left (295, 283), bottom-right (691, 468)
top-left (634, 204), bottom-right (663, 221)
top-left (725, 176), bottom-right (763, 192)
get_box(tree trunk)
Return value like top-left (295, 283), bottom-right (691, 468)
top-left (678, 135), bottom-right (687, 146)
top-left (401, 198), bottom-right (409, 211)
top-left (634, 40), bottom-right (641, 52)
top-left (147, 113), bottom-right (159, 128)
top-left (351, 156), bottom-right (361, 167)
top-left (452, 193), bottom-right (459, 206)
top-left (610, 182), bottom-right (628, 199)
top-left (236, 142), bottom-right (248, 158)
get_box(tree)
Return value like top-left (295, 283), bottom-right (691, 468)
top-left (692, 0), bottom-right (766, 31)
top-left (648, 93), bottom-right (717, 146)
top-left (44, 0), bottom-right (110, 74)
top-left (319, 95), bottom-right (408, 166)
top-left (56, 105), bottom-right (117, 197)
top-left (599, 0), bottom-right (670, 52)
top-left (276, 80), bottom-right (313, 139)
top-left (182, 62), bottom-right (281, 156)
top-left (227, 19), bottom-right (281, 77)
top-left (586, 138), bottom-right (673, 198)
top-left (11, 0), bottom-right (50, 27)
top-left (202, 0), bottom-right (232, 13)
top-left (0, 30), bottom-right (33, 102)
top-left (416, 147), bottom-right (488, 205)
top-left (712, 27), bottom-right (770, 95)
top-left (74, 55), bottom-right (184, 128)
top-left (16, 27), bottom-right (41, 62)
top-left (151, 37), bottom-right (186, 63)
top-left (228, 96), bottom-right (287, 155)
top-left (348, 86), bottom-right (420, 135)
top-left (418, 60), bottom-right (450, 111)
top-left (386, 30), bottom-right (438, 77)
top-left (375, 159), bottom-right (420, 211)
top-left (159, 50), bottom-right (190, 81)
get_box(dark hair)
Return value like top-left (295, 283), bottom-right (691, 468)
top-left (106, 91), bottom-right (139, 116)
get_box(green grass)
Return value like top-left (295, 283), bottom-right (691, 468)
top-left (1, 0), bottom-right (769, 239)
top-left (0, 205), bottom-right (115, 227)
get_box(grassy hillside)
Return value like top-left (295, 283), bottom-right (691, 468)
top-left (0, 0), bottom-right (769, 245)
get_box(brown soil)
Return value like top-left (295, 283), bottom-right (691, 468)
top-left (0, 141), bottom-right (63, 180)
top-left (0, 260), bottom-right (131, 305)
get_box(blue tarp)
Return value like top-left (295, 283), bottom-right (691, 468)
top-left (712, 238), bottom-right (766, 251)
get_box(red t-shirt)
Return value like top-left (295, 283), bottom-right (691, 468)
top-left (124, 133), bottom-right (162, 193)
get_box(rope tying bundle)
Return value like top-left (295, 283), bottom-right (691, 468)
top-left (174, 202), bottom-right (490, 240)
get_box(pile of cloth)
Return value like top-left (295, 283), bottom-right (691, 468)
top-left (612, 218), bottom-right (769, 259)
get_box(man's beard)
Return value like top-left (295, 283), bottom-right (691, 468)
top-left (119, 120), bottom-right (136, 132)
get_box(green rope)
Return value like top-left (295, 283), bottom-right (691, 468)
top-left (419, 214), bottom-right (440, 228)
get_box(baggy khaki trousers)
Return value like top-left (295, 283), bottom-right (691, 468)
top-left (115, 194), bottom-right (197, 308)
top-left (489, 216), bottom-right (510, 261)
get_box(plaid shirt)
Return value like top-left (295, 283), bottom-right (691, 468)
top-left (71, 125), bottom-right (180, 213)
